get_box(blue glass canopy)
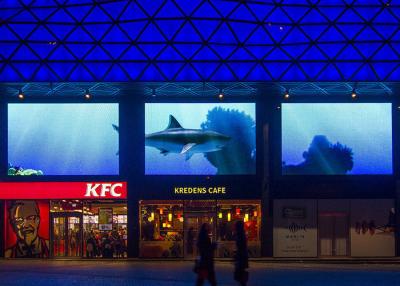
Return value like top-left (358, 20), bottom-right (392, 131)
top-left (0, 0), bottom-right (399, 81)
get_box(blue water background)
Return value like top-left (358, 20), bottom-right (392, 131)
top-left (8, 104), bottom-right (119, 175)
top-left (145, 103), bottom-right (255, 175)
top-left (282, 103), bottom-right (392, 175)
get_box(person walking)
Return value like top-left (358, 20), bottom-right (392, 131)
top-left (234, 221), bottom-right (249, 286)
top-left (194, 223), bottom-right (217, 286)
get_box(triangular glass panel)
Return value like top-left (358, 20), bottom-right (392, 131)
top-left (10, 9), bottom-right (37, 22)
top-left (12, 45), bottom-right (40, 60)
top-left (138, 44), bottom-right (165, 59)
top-left (47, 8), bottom-right (76, 23)
top-left (356, 43), bottom-right (382, 58)
top-left (336, 45), bottom-right (363, 60)
top-left (13, 63), bottom-right (40, 80)
top-left (391, 7), bottom-right (400, 20)
top-left (66, 26), bottom-right (93, 42)
top-left (336, 24), bottom-right (364, 40)
top-left (0, 26), bottom-right (18, 41)
top-left (192, 46), bottom-right (220, 60)
top-left (282, 44), bottom-right (309, 59)
top-left (247, 3), bottom-right (274, 21)
top-left (352, 63), bottom-right (377, 81)
top-left (356, 7), bottom-right (384, 21)
top-left (317, 43), bottom-right (345, 59)
top-left (84, 63), bottom-right (112, 80)
top-left (101, 2), bottom-right (128, 19)
top-left (386, 64), bottom-right (400, 81)
top-left (281, 64), bottom-right (307, 81)
top-left (192, 62), bottom-right (220, 80)
top-left (266, 7), bottom-right (293, 24)
top-left (228, 5), bottom-right (256, 21)
top-left (157, 20), bottom-right (185, 40)
top-left (84, 24), bottom-right (112, 41)
top-left (318, 7), bottom-right (345, 22)
top-left (301, 9), bottom-right (328, 23)
top-left (373, 63), bottom-right (398, 80)
top-left (301, 45), bottom-right (328, 60)
top-left (193, 1), bottom-right (222, 18)
top-left (35, 65), bottom-right (60, 81)
top-left (50, 62), bottom-right (77, 79)
top-left (210, 64), bottom-right (236, 81)
top-left (374, 24), bottom-right (398, 39)
top-left (0, 43), bottom-right (20, 58)
top-left (303, 24), bottom-right (329, 40)
top-left (265, 47), bottom-right (291, 61)
top-left (247, 63), bottom-right (272, 80)
top-left (104, 63), bottom-right (131, 81)
top-left (28, 27), bottom-right (57, 41)
top-left (46, 24), bottom-right (75, 41)
top-left (318, 26), bottom-right (346, 42)
top-left (49, 45), bottom-right (76, 60)
top-left (156, 62), bottom-right (185, 80)
top-left (84, 46), bottom-right (112, 60)
top-left (335, 62), bottom-right (363, 80)
top-left (229, 48), bottom-right (255, 60)
top-left (175, 64), bottom-right (202, 81)
top-left (140, 64), bottom-right (166, 80)
top-left (229, 22), bottom-right (258, 42)
top-left (103, 44), bottom-right (130, 59)
top-left (174, 44), bottom-right (202, 59)
top-left (120, 45), bottom-right (147, 60)
top-left (84, 6), bottom-right (112, 22)
top-left (246, 45), bottom-right (274, 59)
top-left (282, 27), bottom-right (309, 44)
top-left (374, 9), bottom-right (398, 23)
top-left (211, 1), bottom-right (239, 17)
top-left (211, 45), bottom-right (236, 59)
top-left (68, 63), bottom-right (95, 81)
top-left (336, 8), bottom-right (364, 23)
top-left (191, 20), bottom-right (221, 41)
top-left (173, 0), bottom-right (203, 16)
top-left (157, 46), bottom-right (184, 61)
top-left (102, 25), bottom-right (130, 42)
top-left (139, 22), bottom-right (167, 42)
top-left (373, 44), bottom-right (398, 60)
top-left (227, 62), bottom-right (256, 80)
top-left (209, 23), bottom-right (237, 44)
top-left (67, 43), bottom-right (94, 59)
top-left (156, 1), bottom-right (184, 18)
top-left (119, 21), bottom-right (148, 41)
top-left (283, 6), bottom-right (310, 22)
top-left (8, 24), bottom-right (38, 39)
top-left (355, 27), bottom-right (382, 41)
top-left (266, 62), bottom-right (292, 80)
top-left (317, 64), bottom-right (342, 81)
top-left (174, 22), bottom-right (202, 42)
top-left (246, 26), bottom-right (273, 45)
top-left (66, 4), bottom-right (95, 21)
top-left (119, 1), bottom-right (147, 20)
top-left (136, 0), bottom-right (164, 16)
top-left (267, 25), bottom-right (291, 43)
top-left (0, 65), bottom-right (22, 81)
top-left (119, 62), bottom-right (148, 80)
top-left (299, 62), bottom-right (328, 79)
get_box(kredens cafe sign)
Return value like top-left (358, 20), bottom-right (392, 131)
top-left (174, 186), bottom-right (226, 195)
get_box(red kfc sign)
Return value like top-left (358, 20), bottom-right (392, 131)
top-left (0, 182), bottom-right (127, 199)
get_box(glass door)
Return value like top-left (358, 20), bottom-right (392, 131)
top-left (184, 213), bottom-right (215, 259)
top-left (52, 213), bottom-right (82, 257)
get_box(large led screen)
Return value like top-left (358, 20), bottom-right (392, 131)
top-left (282, 103), bottom-right (392, 175)
top-left (145, 103), bottom-right (256, 175)
top-left (8, 104), bottom-right (119, 175)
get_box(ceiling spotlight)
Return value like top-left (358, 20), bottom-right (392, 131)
top-left (18, 89), bottom-right (24, 100)
top-left (218, 90), bottom-right (224, 100)
top-left (351, 90), bottom-right (357, 98)
top-left (284, 90), bottom-right (290, 99)
top-left (152, 88), bottom-right (156, 97)
top-left (84, 89), bottom-right (91, 99)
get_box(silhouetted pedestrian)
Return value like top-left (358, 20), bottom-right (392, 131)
top-left (194, 223), bottom-right (217, 286)
top-left (234, 221), bottom-right (248, 286)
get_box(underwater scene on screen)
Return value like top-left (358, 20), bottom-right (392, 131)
top-left (282, 103), bottom-right (392, 175)
top-left (8, 104), bottom-right (119, 175)
top-left (145, 103), bottom-right (256, 175)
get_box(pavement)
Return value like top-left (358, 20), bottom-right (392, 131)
top-left (0, 260), bottom-right (399, 286)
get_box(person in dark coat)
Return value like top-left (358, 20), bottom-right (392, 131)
top-left (234, 221), bottom-right (249, 286)
top-left (195, 223), bottom-right (217, 286)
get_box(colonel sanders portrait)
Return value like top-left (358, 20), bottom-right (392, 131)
top-left (5, 201), bottom-right (49, 258)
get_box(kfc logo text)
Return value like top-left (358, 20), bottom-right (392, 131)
top-left (85, 183), bottom-right (123, 198)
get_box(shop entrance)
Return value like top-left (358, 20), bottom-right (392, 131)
top-left (51, 213), bottom-right (82, 257)
top-left (319, 212), bottom-right (349, 257)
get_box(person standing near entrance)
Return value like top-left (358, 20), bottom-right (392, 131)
top-left (234, 221), bottom-right (249, 286)
top-left (194, 223), bottom-right (217, 286)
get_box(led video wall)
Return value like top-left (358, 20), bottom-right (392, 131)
top-left (282, 103), bottom-right (392, 175)
top-left (8, 104), bottom-right (119, 175)
top-left (145, 103), bottom-right (256, 175)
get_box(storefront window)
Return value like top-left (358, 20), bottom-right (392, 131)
top-left (140, 201), bottom-right (184, 258)
top-left (217, 200), bottom-right (261, 257)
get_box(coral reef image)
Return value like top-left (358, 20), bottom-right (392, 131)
top-left (145, 103), bottom-right (256, 175)
top-left (8, 104), bottom-right (119, 175)
top-left (282, 103), bottom-right (392, 175)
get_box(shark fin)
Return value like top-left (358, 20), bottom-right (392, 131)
top-left (181, 143), bottom-right (196, 154)
top-left (166, 115), bottom-right (182, 129)
top-left (185, 153), bottom-right (194, 161)
top-left (112, 124), bottom-right (119, 132)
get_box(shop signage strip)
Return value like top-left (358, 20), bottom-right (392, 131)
top-left (0, 182), bottom-right (127, 199)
